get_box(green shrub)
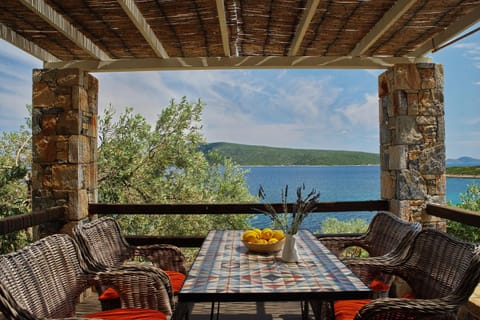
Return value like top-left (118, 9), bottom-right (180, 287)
top-left (447, 183), bottom-right (480, 242)
top-left (321, 217), bottom-right (370, 258)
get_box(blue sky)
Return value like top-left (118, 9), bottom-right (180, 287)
top-left (1, 25), bottom-right (479, 159)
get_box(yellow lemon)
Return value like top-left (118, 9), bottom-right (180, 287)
top-left (243, 230), bottom-right (258, 243)
top-left (242, 230), bottom-right (255, 238)
top-left (268, 238), bottom-right (278, 244)
top-left (256, 239), bottom-right (268, 244)
top-left (261, 228), bottom-right (273, 240)
top-left (252, 228), bottom-right (262, 236)
top-left (272, 230), bottom-right (285, 240)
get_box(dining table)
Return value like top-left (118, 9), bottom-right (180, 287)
top-left (177, 229), bottom-right (372, 319)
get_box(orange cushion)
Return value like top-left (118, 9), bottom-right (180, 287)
top-left (369, 279), bottom-right (389, 292)
top-left (98, 270), bottom-right (185, 301)
top-left (99, 287), bottom-right (120, 300)
top-left (334, 299), bottom-right (371, 320)
top-left (85, 308), bottom-right (167, 320)
top-left (165, 270), bottom-right (186, 294)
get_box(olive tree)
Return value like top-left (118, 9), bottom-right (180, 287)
top-left (0, 116), bottom-right (32, 253)
top-left (97, 97), bottom-right (255, 236)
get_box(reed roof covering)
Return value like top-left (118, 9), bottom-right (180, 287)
top-left (1, 0), bottom-right (479, 71)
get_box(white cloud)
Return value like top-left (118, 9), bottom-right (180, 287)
top-left (338, 93), bottom-right (378, 125)
top-left (0, 42), bottom-right (43, 132)
top-left (467, 118), bottom-right (480, 126)
top-left (272, 77), bottom-right (342, 122)
top-left (91, 69), bottom-right (384, 152)
top-left (453, 41), bottom-right (480, 69)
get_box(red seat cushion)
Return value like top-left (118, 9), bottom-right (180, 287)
top-left (334, 299), bottom-right (371, 320)
top-left (402, 292), bottom-right (416, 299)
top-left (98, 270), bottom-right (185, 302)
top-left (85, 308), bottom-right (167, 320)
top-left (369, 279), bottom-right (389, 292)
top-left (165, 270), bottom-right (186, 294)
top-left (99, 287), bottom-right (120, 300)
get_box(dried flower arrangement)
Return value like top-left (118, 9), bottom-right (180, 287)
top-left (256, 184), bottom-right (320, 235)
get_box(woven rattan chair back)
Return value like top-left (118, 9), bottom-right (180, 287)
top-left (73, 217), bottom-right (187, 274)
top-left (351, 230), bottom-right (480, 320)
top-left (357, 211), bottom-right (421, 257)
top-left (0, 234), bottom-right (89, 319)
top-left (393, 229), bottom-right (477, 299)
top-left (74, 217), bottom-right (132, 270)
top-left (321, 211), bottom-right (422, 258)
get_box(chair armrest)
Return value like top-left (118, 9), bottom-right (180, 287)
top-left (92, 269), bottom-right (173, 317)
top-left (320, 235), bottom-right (367, 257)
top-left (133, 244), bottom-right (187, 274)
top-left (355, 297), bottom-right (457, 320)
top-left (344, 256), bottom-right (402, 286)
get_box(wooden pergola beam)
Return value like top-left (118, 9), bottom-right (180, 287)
top-left (0, 23), bottom-right (60, 62)
top-left (411, 6), bottom-right (480, 57)
top-left (18, 0), bottom-right (110, 60)
top-left (44, 55), bottom-right (431, 72)
top-left (349, 0), bottom-right (416, 57)
top-left (288, 0), bottom-right (320, 56)
top-left (216, 0), bottom-right (231, 57)
top-left (117, 0), bottom-right (169, 58)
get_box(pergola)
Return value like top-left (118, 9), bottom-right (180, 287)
top-left (1, 0), bottom-right (480, 232)
top-left (1, 0), bottom-right (479, 70)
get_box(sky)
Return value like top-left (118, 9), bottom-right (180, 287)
top-left (0, 24), bottom-right (479, 159)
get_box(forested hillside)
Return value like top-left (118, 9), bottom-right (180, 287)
top-left (201, 142), bottom-right (379, 166)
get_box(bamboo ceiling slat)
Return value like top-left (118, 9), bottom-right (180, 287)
top-left (0, 1), bottom-right (91, 60)
top-left (45, 0), bottom-right (157, 59)
top-left (365, 0), bottom-right (471, 56)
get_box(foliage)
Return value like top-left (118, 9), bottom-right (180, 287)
top-left (447, 183), bottom-right (480, 242)
top-left (0, 112), bottom-right (32, 253)
top-left (321, 217), bottom-right (370, 258)
top-left (201, 142), bottom-right (379, 166)
top-left (320, 217), bottom-right (369, 234)
top-left (257, 184), bottom-right (320, 235)
top-left (97, 97), bottom-right (255, 236)
top-left (446, 166), bottom-right (480, 176)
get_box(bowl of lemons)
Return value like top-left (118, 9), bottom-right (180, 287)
top-left (241, 228), bottom-right (285, 253)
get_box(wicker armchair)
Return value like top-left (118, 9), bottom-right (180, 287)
top-left (330, 229), bottom-right (480, 320)
top-left (319, 211), bottom-right (422, 259)
top-left (0, 234), bottom-right (173, 320)
top-left (73, 216), bottom-right (188, 317)
top-left (73, 217), bottom-right (187, 275)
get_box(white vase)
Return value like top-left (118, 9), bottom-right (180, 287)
top-left (281, 233), bottom-right (298, 263)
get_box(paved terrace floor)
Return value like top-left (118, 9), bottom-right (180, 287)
top-left (73, 288), bottom-right (480, 320)
top-left (74, 293), bottom-right (318, 319)
top-left (0, 290), bottom-right (478, 319)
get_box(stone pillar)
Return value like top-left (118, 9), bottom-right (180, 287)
top-left (379, 63), bottom-right (446, 230)
top-left (31, 69), bottom-right (98, 236)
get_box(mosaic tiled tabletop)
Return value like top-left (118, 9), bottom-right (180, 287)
top-left (179, 230), bottom-right (372, 302)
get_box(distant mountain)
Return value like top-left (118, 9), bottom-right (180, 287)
top-left (446, 156), bottom-right (480, 167)
top-left (200, 142), bottom-right (380, 166)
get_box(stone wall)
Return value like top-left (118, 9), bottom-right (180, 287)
top-left (379, 63), bottom-right (446, 229)
top-left (32, 68), bottom-right (97, 235)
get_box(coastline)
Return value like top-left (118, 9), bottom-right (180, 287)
top-left (446, 174), bottom-right (480, 179)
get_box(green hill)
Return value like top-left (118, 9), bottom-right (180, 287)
top-left (446, 166), bottom-right (480, 177)
top-left (201, 142), bottom-right (379, 166)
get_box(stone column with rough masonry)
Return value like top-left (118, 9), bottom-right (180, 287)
top-left (32, 68), bottom-right (97, 236)
top-left (379, 63), bottom-right (446, 230)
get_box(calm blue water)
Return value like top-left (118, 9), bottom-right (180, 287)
top-left (242, 165), bottom-right (479, 232)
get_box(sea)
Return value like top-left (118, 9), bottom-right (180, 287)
top-left (242, 165), bottom-right (480, 232)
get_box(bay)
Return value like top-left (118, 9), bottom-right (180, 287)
top-left (242, 165), bottom-right (479, 232)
